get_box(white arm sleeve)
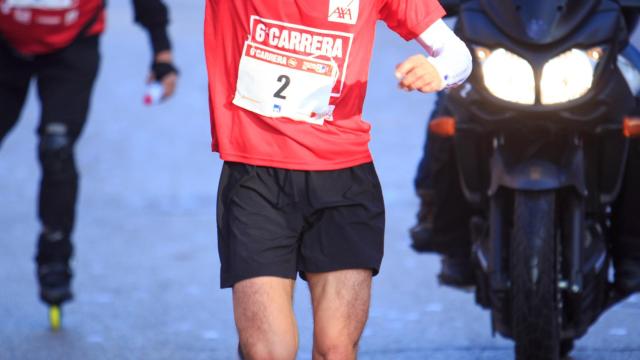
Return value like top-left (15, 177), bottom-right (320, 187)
top-left (416, 19), bottom-right (472, 89)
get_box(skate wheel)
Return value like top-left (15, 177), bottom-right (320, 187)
top-left (49, 305), bottom-right (62, 331)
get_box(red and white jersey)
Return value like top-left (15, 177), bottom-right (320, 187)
top-left (204, 0), bottom-right (445, 170)
top-left (0, 0), bottom-right (105, 55)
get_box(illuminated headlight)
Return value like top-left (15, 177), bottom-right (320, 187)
top-left (477, 48), bottom-right (535, 105)
top-left (540, 48), bottom-right (602, 105)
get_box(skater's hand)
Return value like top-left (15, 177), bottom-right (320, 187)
top-left (395, 54), bottom-right (443, 93)
top-left (147, 50), bottom-right (179, 101)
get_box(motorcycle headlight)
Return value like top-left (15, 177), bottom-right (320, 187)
top-left (540, 48), bottom-right (602, 105)
top-left (477, 47), bottom-right (536, 105)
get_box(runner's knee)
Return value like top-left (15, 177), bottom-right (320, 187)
top-left (313, 338), bottom-right (358, 360)
top-left (312, 314), bottom-right (363, 360)
top-left (234, 277), bottom-right (298, 360)
top-left (240, 340), bottom-right (297, 360)
top-left (308, 269), bottom-right (371, 360)
top-left (38, 123), bottom-right (76, 180)
top-left (238, 318), bottom-right (298, 360)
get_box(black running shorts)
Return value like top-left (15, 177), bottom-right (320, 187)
top-left (217, 161), bottom-right (385, 288)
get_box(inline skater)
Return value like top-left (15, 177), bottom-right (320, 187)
top-left (0, 0), bottom-right (178, 325)
top-left (204, 1), bottom-right (471, 358)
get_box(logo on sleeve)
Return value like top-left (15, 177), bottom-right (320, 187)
top-left (2, 0), bottom-right (75, 10)
top-left (328, 0), bottom-right (358, 25)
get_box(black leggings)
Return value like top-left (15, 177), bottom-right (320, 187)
top-left (0, 36), bottom-right (100, 263)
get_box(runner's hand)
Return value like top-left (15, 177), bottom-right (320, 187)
top-left (395, 54), bottom-right (443, 93)
top-left (148, 50), bottom-right (179, 101)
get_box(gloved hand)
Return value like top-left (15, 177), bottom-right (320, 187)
top-left (148, 50), bottom-right (179, 101)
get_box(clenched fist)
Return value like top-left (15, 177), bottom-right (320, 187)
top-left (395, 54), bottom-right (444, 93)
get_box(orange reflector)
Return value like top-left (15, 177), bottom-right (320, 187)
top-left (624, 117), bottom-right (640, 138)
top-left (429, 116), bottom-right (456, 137)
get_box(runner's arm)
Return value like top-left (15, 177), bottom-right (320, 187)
top-left (396, 19), bottom-right (471, 92)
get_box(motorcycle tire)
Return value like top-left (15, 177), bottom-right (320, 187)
top-left (510, 191), bottom-right (561, 360)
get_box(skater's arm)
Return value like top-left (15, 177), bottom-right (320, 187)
top-left (396, 19), bottom-right (472, 92)
top-left (132, 0), bottom-right (178, 100)
top-left (132, 0), bottom-right (171, 55)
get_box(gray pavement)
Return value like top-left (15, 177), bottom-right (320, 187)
top-left (1, 1), bottom-right (639, 359)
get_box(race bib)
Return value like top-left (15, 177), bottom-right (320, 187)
top-left (232, 16), bottom-right (354, 126)
top-left (233, 41), bottom-right (338, 125)
top-left (3, 0), bottom-right (74, 10)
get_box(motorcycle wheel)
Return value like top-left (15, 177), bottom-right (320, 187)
top-left (510, 191), bottom-right (560, 360)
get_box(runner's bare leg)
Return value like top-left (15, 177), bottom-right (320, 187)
top-left (308, 269), bottom-right (372, 360)
top-left (234, 277), bottom-right (298, 360)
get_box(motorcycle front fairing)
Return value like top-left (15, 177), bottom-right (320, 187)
top-left (445, 0), bottom-right (635, 344)
top-left (451, 0), bottom-right (630, 120)
top-left (447, 0), bottom-right (634, 210)
top-left (481, 0), bottom-right (601, 45)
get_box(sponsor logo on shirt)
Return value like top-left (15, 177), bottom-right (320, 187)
top-left (246, 43), bottom-right (334, 77)
top-left (328, 0), bottom-right (359, 25)
top-left (64, 8), bottom-right (77, 25)
top-left (2, 0), bottom-right (75, 10)
top-left (249, 16), bottom-right (354, 96)
top-left (253, 19), bottom-right (345, 59)
top-left (2, 0), bottom-right (79, 26)
top-left (12, 8), bottom-right (31, 23)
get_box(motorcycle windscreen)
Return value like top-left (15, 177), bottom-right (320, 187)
top-left (480, 0), bottom-right (601, 44)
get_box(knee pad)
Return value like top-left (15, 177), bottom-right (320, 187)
top-left (36, 230), bottom-right (73, 264)
top-left (38, 123), bottom-right (76, 179)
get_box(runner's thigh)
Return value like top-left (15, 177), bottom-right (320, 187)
top-left (307, 269), bottom-right (372, 347)
top-left (234, 277), bottom-right (298, 359)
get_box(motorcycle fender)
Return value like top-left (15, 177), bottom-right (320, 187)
top-left (488, 146), bottom-right (588, 195)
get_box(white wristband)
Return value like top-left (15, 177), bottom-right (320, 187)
top-left (416, 19), bottom-right (472, 89)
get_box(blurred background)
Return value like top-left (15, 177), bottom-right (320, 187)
top-left (0, 0), bottom-right (639, 359)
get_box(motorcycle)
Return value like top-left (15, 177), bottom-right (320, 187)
top-left (436, 0), bottom-right (640, 359)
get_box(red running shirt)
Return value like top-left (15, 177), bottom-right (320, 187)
top-left (0, 0), bottom-right (104, 55)
top-left (204, 0), bottom-right (445, 170)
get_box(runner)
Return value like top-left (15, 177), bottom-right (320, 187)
top-left (204, 1), bottom-right (471, 358)
top-left (0, 0), bottom-right (178, 322)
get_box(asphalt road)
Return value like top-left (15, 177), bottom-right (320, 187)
top-left (1, 1), bottom-right (639, 359)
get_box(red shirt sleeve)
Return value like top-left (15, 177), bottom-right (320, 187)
top-left (379, 0), bottom-right (447, 41)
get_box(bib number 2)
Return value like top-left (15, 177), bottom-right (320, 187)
top-left (233, 42), bottom-right (338, 126)
top-left (274, 75), bottom-right (290, 100)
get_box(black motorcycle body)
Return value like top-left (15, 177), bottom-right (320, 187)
top-left (442, 0), bottom-right (638, 358)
